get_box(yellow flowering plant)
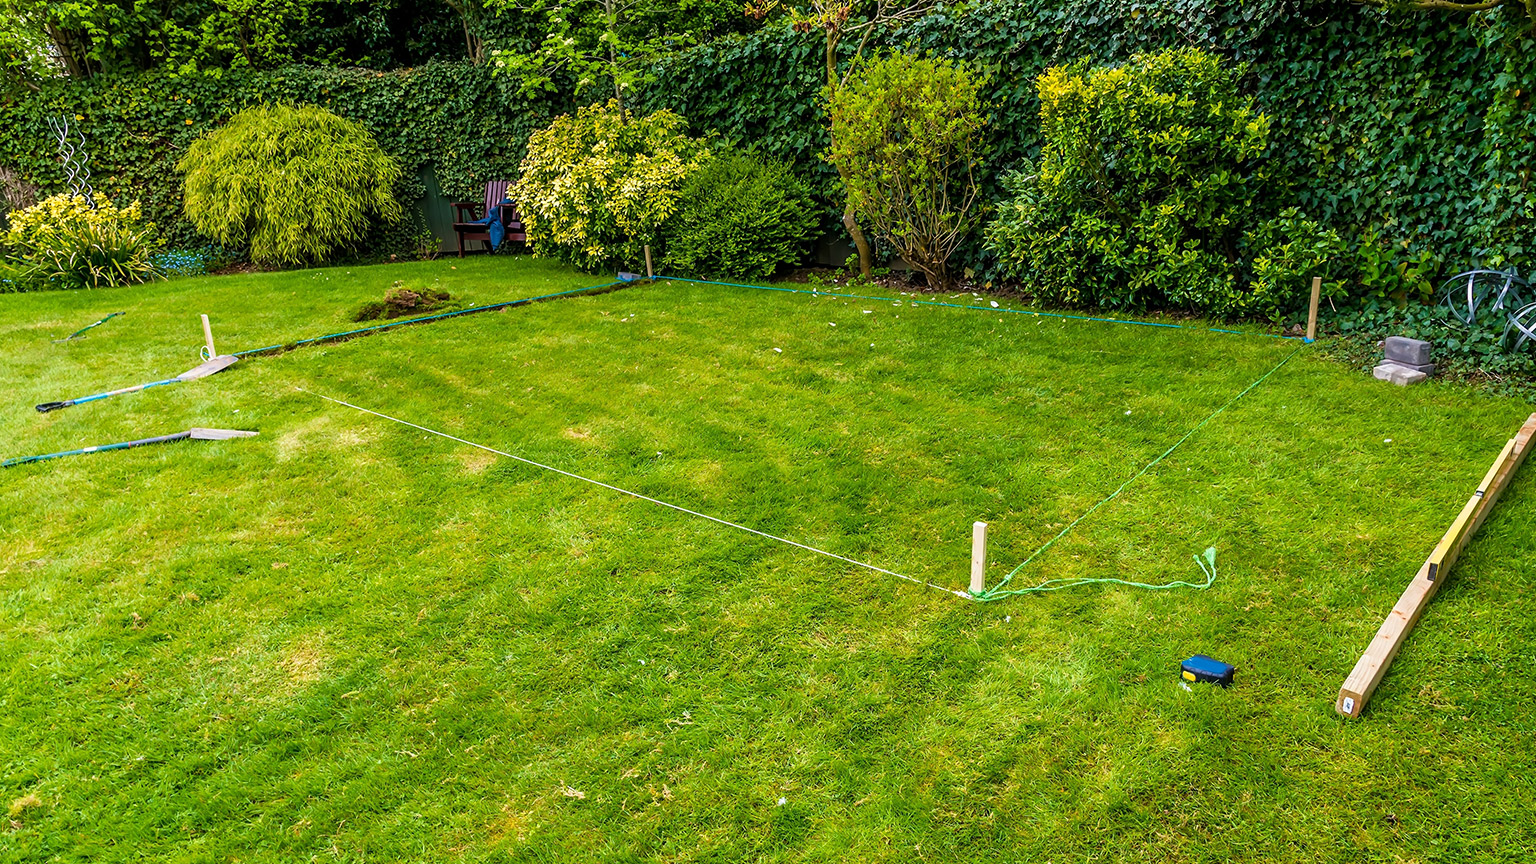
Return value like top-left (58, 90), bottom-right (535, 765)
top-left (2, 193), bottom-right (164, 290)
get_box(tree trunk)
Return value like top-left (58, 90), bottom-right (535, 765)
top-left (825, 32), bottom-right (871, 277)
top-left (606, 0), bottom-right (627, 121)
top-left (842, 205), bottom-right (872, 278)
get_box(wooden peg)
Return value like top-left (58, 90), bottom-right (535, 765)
top-left (1305, 276), bottom-right (1322, 343)
top-left (201, 314), bottom-right (217, 358)
top-left (970, 521), bottom-right (988, 594)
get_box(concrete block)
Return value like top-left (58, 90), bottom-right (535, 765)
top-left (1386, 360), bottom-right (1436, 375)
top-left (1373, 362), bottom-right (1429, 386)
top-left (1384, 336), bottom-right (1432, 366)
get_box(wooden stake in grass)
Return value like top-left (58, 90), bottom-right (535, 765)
top-left (644, 245), bottom-right (654, 280)
top-left (201, 314), bottom-right (217, 358)
top-left (1336, 412), bottom-right (1536, 718)
top-left (970, 521), bottom-right (988, 594)
top-left (1305, 276), bottom-right (1322, 344)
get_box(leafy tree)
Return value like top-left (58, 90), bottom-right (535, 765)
top-left (0, 0), bottom-right (475, 78)
top-left (745, 0), bottom-right (933, 278)
top-left (514, 100), bottom-right (711, 269)
top-left (827, 52), bottom-right (986, 289)
top-left (489, 0), bottom-right (747, 117)
top-left (179, 103), bottom-right (402, 265)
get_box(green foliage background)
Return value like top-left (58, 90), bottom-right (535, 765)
top-left (0, 62), bottom-right (555, 257)
top-left (3, 1), bottom-right (1534, 277)
top-left (636, 1), bottom-right (1536, 280)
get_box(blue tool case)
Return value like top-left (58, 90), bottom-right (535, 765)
top-left (1181, 655), bottom-right (1235, 687)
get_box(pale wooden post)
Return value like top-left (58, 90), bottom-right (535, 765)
top-left (201, 314), bottom-right (217, 358)
top-left (1305, 276), bottom-right (1322, 343)
top-left (644, 245), bottom-right (654, 280)
top-left (969, 521), bottom-right (988, 594)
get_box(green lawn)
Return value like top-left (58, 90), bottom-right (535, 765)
top-left (2, 255), bottom-right (1534, 862)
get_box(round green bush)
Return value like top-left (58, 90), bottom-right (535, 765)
top-left (664, 151), bottom-right (818, 281)
top-left (983, 48), bottom-right (1270, 314)
top-left (179, 104), bottom-right (403, 266)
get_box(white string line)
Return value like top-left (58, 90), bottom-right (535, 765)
top-left (297, 388), bottom-right (972, 600)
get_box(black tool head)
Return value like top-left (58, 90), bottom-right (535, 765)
top-left (35, 401), bottom-right (68, 413)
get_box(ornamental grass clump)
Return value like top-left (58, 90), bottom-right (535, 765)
top-left (2, 193), bottom-right (164, 290)
top-left (179, 104), bottom-right (402, 266)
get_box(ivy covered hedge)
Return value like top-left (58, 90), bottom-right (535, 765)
top-left (637, 1), bottom-right (1536, 285)
top-left (0, 62), bottom-right (556, 256)
top-left (4, 1), bottom-right (1535, 286)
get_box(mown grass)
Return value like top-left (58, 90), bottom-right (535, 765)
top-left (2, 255), bottom-right (1534, 862)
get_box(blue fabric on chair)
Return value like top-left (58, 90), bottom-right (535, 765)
top-left (473, 198), bottom-right (512, 250)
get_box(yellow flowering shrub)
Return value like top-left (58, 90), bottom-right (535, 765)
top-left (514, 101), bottom-right (712, 271)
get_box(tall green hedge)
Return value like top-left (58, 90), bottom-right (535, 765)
top-left (0, 62), bottom-right (556, 255)
top-left (636, 1), bottom-right (1536, 279)
top-left (4, 2), bottom-right (1535, 277)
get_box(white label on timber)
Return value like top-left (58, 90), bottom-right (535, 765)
top-left (1342, 696), bottom-right (1355, 714)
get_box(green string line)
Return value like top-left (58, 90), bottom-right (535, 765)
top-left (54, 311), bottom-right (124, 342)
top-left (973, 345), bottom-right (1302, 601)
top-left (983, 547), bottom-right (1219, 598)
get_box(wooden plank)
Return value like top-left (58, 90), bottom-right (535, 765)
top-left (1336, 413), bottom-right (1536, 717)
top-left (176, 354), bottom-right (238, 381)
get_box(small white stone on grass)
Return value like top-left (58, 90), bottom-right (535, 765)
top-left (829, 322), bottom-right (836, 327)
top-left (773, 348), bottom-right (782, 353)
top-left (990, 301), bottom-right (999, 308)
top-left (1385, 438), bottom-right (1392, 443)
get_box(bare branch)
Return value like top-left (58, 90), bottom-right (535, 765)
top-left (1351, 0), bottom-right (1513, 12)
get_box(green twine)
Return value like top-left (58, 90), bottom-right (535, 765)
top-left (972, 345), bottom-right (1301, 601)
top-left (977, 547), bottom-right (1218, 597)
top-left (54, 311), bottom-right (124, 342)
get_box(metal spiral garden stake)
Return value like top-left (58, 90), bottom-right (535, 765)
top-left (47, 115), bottom-right (96, 208)
top-left (1439, 268), bottom-right (1536, 352)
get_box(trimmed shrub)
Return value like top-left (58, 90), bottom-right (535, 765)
top-left (984, 48), bottom-right (1271, 314)
top-left (1241, 208), bottom-right (1345, 322)
top-left (2, 193), bottom-right (164, 290)
top-left (514, 100), bottom-right (712, 271)
top-left (179, 103), bottom-right (403, 266)
top-left (664, 151), bottom-right (818, 281)
top-left (827, 53), bottom-right (987, 289)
